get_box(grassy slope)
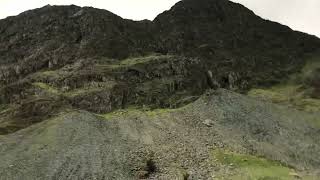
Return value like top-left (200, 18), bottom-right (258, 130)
top-left (248, 85), bottom-right (320, 112)
top-left (212, 150), bottom-right (317, 180)
top-left (248, 54), bottom-right (320, 113)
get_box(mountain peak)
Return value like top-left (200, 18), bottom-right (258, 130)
top-left (156, 0), bottom-right (254, 20)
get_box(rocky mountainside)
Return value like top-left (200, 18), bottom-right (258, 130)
top-left (0, 0), bottom-right (320, 179)
top-left (1, 0), bottom-right (319, 86)
top-left (1, 0), bottom-right (319, 133)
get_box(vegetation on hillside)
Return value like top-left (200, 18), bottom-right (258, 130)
top-left (248, 54), bottom-right (320, 113)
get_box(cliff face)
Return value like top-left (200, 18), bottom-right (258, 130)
top-left (0, 0), bottom-right (319, 134)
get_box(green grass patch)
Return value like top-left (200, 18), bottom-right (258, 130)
top-left (96, 54), bottom-right (173, 70)
top-left (119, 55), bottom-right (169, 66)
top-left (292, 98), bottom-right (320, 112)
top-left (212, 150), bottom-right (299, 180)
top-left (33, 82), bottom-right (60, 95)
top-left (33, 81), bottom-right (117, 98)
top-left (305, 116), bottom-right (320, 129)
top-left (63, 81), bottom-right (117, 97)
top-left (0, 104), bottom-right (9, 113)
top-left (41, 70), bottom-right (59, 76)
top-left (64, 88), bottom-right (104, 98)
top-left (32, 70), bottom-right (61, 80)
top-left (99, 107), bottom-right (174, 120)
top-left (248, 84), bottom-right (320, 113)
top-left (100, 108), bottom-right (140, 119)
top-left (144, 108), bottom-right (174, 117)
top-left (248, 88), bottom-right (291, 104)
top-left (249, 54), bottom-right (320, 111)
top-left (248, 84), bottom-right (301, 104)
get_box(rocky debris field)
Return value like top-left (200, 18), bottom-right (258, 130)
top-left (0, 89), bottom-right (319, 179)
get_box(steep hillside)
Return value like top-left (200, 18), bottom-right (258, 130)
top-left (1, 0), bottom-right (320, 135)
top-left (0, 5), bottom-right (154, 86)
top-left (0, 0), bottom-right (320, 179)
top-left (1, 0), bottom-right (320, 88)
top-left (248, 52), bottom-right (320, 112)
top-left (153, 0), bottom-right (320, 86)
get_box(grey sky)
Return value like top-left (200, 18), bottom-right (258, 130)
top-left (231, 0), bottom-right (320, 37)
top-left (0, 0), bottom-right (319, 37)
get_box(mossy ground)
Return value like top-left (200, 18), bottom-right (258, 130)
top-left (212, 149), bottom-right (315, 180)
top-left (63, 88), bottom-right (105, 97)
top-left (95, 54), bottom-right (170, 70)
top-left (99, 107), bottom-right (174, 120)
top-left (248, 54), bottom-right (320, 113)
top-left (248, 85), bottom-right (320, 128)
top-left (32, 82), bottom-right (114, 98)
top-left (31, 70), bottom-right (61, 81)
top-left (0, 104), bottom-right (8, 113)
top-left (33, 82), bottom-right (60, 95)
top-left (119, 54), bottom-right (166, 66)
top-left (248, 85), bottom-right (320, 112)
top-left (40, 70), bottom-right (60, 77)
